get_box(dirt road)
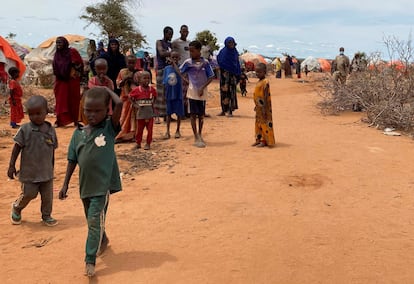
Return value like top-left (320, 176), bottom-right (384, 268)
top-left (1, 75), bottom-right (414, 283)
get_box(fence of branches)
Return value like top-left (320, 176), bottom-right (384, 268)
top-left (317, 36), bottom-right (414, 132)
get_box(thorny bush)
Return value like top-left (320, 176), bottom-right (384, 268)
top-left (318, 36), bottom-right (414, 132)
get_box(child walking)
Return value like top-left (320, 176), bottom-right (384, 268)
top-left (115, 55), bottom-right (139, 142)
top-left (130, 71), bottom-right (157, 150)
top-left (176, 40), bottom-right (214, 147)
top-left (239, 68), bottom-right (248, 96)
top-left (79, 58), bottom-right (114, 124)
top-left (59, 87), bottom-right (123, 277)
top-left (162, 51), bottom-right (184, 139)
top-left (252, 63), bottom-right (275, 148)
top-left (8, 95), bottom-right (58, 226)
top-left (8, 67), bottom-right (24, 128)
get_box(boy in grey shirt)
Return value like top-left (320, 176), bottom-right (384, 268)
top-left (8, 95), bottom-right (58, 226)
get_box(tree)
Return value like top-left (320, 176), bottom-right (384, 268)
top-left (195, 30), bottom-right (219, 53)
top-left (6, 33), bottom-right (16, 39)
top-left (80, 0), bottom-right (146, 53)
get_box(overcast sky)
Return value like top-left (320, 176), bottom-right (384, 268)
top-left (1, 0), bottom-right (414, 59)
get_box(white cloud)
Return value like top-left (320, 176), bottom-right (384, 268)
top-left (1, 0), bottom-right (413, 58)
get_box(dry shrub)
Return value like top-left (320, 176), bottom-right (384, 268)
top-left (318, 35), bottom-right (414, 131)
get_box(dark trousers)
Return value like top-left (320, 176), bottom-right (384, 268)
top-left (13, 179), bottom-right (53, 220)
top-left (82, 192), bottom-right (109, 264)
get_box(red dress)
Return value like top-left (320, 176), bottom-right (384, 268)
top-left (8, 79), bottom-right (24, 124)
top-left (130, 86), bottom-right (157, 145)
top-left (53, 48), bottom-right (83, 126)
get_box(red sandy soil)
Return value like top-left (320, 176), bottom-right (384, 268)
top-left (1, 74), bottom-right (414, 283)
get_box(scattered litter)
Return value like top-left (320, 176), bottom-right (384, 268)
top-left (383, 130), bottom-right (401, 136)
top-left (22, 236), bottom-right (53, 248)
top-left (383, 127), bottom-right (401, 136)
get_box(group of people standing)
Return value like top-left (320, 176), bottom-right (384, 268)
top-left (155, 25), bottom-right (215, 147)
top-left (6, 26), bottom-right (277, 278)
top-left (30, 27), bottom-right (275, 150)
top-left (52, 36), bottom-right (127, 127)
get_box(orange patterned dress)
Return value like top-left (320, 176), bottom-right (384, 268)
top-left (253, 78), bottom-right (275, 146)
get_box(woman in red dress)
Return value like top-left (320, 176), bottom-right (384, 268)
top-left (52, 36), bottom-right (83, 127)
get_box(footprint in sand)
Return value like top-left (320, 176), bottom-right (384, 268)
top-left (367, 146), bottom-right (384, 153)
top-left (285, 173), bottom-right (330, 190)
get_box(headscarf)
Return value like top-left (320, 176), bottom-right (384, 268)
top-left (107, 38), bottom-right (121, 55)
top-left (217, 36), bottom-right (241, 76)
top-left (101, 38), bottom-right (126, 83)
top-left (52, 36), bottom-right (71, 80)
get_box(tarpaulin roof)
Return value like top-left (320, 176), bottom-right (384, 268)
top-left (239, 52), bottom-right (267, 65)
top-left (0, 36), bottom-right (26, 80)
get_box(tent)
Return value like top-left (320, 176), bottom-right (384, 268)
top-left (0, 36), bottom-right (26, 80)
top-left (318, 58), bottom-right (331, 72)
top-left (6, 39), bottom-right (31, 59)
top-left (300, 56), bottom-right (331, 72)
top-left (25, 34), bottom-right (89, 65)
top-left (239, 52), bottom-right (267, 65)
top-left (24, 34), bottom-right (89, 85)
top-left (300, 56), bottom-right (320, 72)
top-left (387, 60), bottom-right (405, 71)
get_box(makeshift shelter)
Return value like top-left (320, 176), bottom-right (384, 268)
top-left (300, 56), bottom-right (320, 72)
top-left (300, 56), bottom-right (331, 72)
top-left (6, 39), bottom-right (31, 59)
top-left (387, 60), bottom-right (405, 71)
top-left (0, 36), bottom-right (26, 80)
top-left (318, 58), bottom-right (331, 72)
top-left (24, 34), bottom-right (89, 85)
top-left (239, 52), bottom-right (267, 65)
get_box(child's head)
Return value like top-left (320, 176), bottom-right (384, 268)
top-left (133, 70), bottom-right (142, 86)
top-left (189, 40), bottom-right (202, 60)
top-left (126, 55), bottom-right (137, 71)
top-left (140, 71), bottom-right (151, 87)
top-left (170, 51), bottom-right (180, 64)
top-left (26, 95), bottom-right (48, 126)
top-left (8, 67), bottom-right (20, 80)
top-left (255, 63), bottom-right (267, 80)
top-left (94, 58), bottom-right (108, 78)
top-left (83, 88), bottom-right (110, 126)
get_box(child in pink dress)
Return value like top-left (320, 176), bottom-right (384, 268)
top-left (79, 58), bottom-right (114, 124)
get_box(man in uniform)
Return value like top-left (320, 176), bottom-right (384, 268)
top-left (332, 47), bottom-right (350, 84)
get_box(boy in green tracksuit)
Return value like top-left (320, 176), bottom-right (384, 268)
top-left (59, 86), bottom-right (123, 277)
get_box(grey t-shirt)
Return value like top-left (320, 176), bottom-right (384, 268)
top-left (14, 121), bottom-right (57, 183)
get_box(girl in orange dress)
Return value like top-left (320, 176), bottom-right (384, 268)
top-left (252, 63), bottom-right (275, 147)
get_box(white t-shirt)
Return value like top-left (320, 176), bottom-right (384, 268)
top-left (172, 38), bottom-right (190, 65)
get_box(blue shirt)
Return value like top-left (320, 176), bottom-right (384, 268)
top-left (163, 65), bottom-right (182, 101)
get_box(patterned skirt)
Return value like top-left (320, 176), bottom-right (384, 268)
top-left (154, 69), bottom-right (167, 117)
